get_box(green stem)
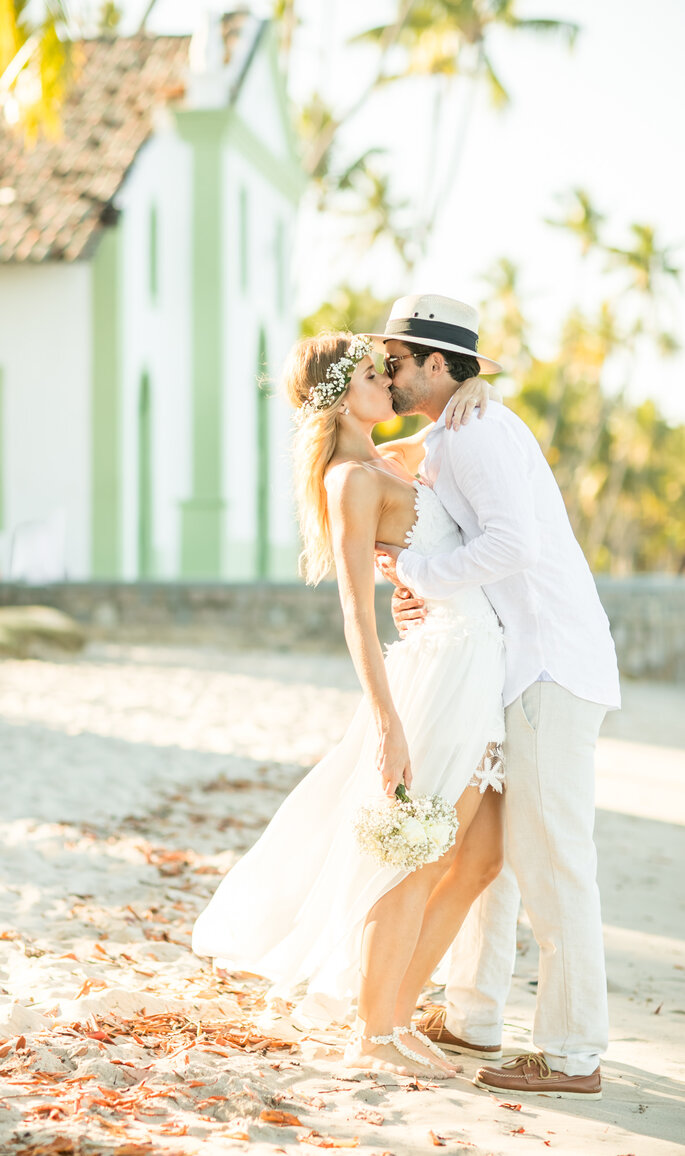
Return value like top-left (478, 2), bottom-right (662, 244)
top-left (395, 783), bottom-right (410, 804)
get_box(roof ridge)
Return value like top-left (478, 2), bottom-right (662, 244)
top-left (0, 10), bottom-right (254, 262)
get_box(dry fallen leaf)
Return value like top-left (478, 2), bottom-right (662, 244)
top-left (429, 1132), bottom-right (446, 1147)
top-left (75, 977), bottom-right (107, 999)
top-left (354, 1108), bottom-right (384, 1125)
top-left (260, 1108), bottom-right (304, 1127)
top-left (499, 1101), bottom-right (522, 1111)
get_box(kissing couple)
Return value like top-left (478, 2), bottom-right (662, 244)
top-left (193, 293), bottom-right (620, 1099)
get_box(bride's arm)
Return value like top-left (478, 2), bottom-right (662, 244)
top-left (325, 464), bottom-right (412, 795)
top-left (378, 378), bottom-right (502, 475)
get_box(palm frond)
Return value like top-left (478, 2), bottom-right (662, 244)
top-left (507, 17), bottom-right (580, 47)
top-left (481, 50), bottom-right (509, 107)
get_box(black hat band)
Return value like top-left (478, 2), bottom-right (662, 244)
top-left (385, 316), bottom-right (479, 352)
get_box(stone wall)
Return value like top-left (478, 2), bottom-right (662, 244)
top-left (595, 576), bottom-right (685, 682)
top-left (1, 576), bottom-right (684, 680)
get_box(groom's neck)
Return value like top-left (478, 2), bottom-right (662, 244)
top-left (419, 381), bottom-right (458, 423)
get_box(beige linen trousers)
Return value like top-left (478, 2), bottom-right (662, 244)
top-left (445, 680), bottom-right (608, 1076)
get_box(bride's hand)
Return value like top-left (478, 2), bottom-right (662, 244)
top-left (376, 720), bottom-right (412, 796)
top-left (445, 375), bottom-right (489, 429)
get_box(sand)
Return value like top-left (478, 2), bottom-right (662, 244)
top-left (0, 642), bottom-right (683, 1156)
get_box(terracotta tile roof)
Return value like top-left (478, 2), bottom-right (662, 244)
top-left (0, 13), bottom-right (248, 263)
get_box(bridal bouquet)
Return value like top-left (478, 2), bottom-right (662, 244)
top-left (353, 784), bottom-right (458, 870)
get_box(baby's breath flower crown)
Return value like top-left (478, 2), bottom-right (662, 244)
top-left (299, 335), bottom-right (373, 418)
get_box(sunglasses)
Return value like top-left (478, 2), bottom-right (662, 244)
top-left (383, 352), bottom-right (425, 380)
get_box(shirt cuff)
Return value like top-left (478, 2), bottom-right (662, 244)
top-left (396, 548), bottom-right (423, 595)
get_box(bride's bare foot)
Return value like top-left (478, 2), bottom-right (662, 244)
top-left (397, 1027), bottom-right (459, 1076)
top-left (344, 1031), bottom-right (455, 1080)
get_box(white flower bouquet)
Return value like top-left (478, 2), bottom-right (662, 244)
top-left (353, 783), bottom-right (458, 871)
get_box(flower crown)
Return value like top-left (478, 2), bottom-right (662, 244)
top-left (300, 335), bottom-right (373, 416)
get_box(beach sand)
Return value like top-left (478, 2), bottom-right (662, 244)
top-left (0, 642), bottom-right (683, 1155)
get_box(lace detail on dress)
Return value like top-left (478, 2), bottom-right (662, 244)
top-left (403, 482), bottom-right (423, 549)
top-left (469, 741), bottom-right (505, 793)
top-left (404, 482), bottom-right (462, 556)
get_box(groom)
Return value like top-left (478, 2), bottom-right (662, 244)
top-left (373, 293), bottom-right (620, 1099)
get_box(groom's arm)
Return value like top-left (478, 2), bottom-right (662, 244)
top-left (395, 415), bottom-right (540, 601)
top-left (379, 378), bottom-right (499, 476)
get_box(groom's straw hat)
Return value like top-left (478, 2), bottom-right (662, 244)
top-left (369, 293), bottom-right (502, 375)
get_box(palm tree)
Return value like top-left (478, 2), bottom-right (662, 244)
top-left (0, 1), bottom-right (77, 139)
top-left (545, 187), bottom-right (605, 255)
top-left (479, 257), bottom-right (532, 372)
top-left (608, 223), bottom-right (681, 296)
top-left (98, 3), bottom-right (122, 37)
top-left (293, 0), bottom-right (417, 183)
top-left (358, 1), bottom-right (578, 103)
top-left (355, 1), bottom-right (579, 255)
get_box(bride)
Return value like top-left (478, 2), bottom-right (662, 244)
top-left (192, 333), bottom-right (506, 1078)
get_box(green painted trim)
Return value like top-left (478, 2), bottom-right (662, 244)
top-left (227, 110), bottom-right (303, 203)
top-left (226, 540), bottom-right (298, 582)
top-left (256, 329), bottom-right (270, 579)
top-left (175, 112), bottom-right (226, 578)
top-left (269, 543), bottom-right (299, 580)
top-left (138, 371), bottom-right (153, 577)
top-left (225, 539), bottom-right (256, 581)
top-left (149, 205), bottom-right (158, 302)
top-left (91, 223), bottom-right (121, 577)
top-left (0, 367), bottom-right (4, 533)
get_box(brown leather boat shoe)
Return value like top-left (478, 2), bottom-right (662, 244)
top-left (415, 1006), bottom-right (503, 1060)
top-left (475, 1053), bottom-right (602, 1100)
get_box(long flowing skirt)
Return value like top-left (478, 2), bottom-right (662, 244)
top-left (192, 608), bottom-right (505, 1025)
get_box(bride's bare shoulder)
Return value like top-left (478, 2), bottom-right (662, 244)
top-left (324, 460), bottom-right (380, 510)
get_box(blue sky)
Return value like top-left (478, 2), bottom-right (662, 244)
top-left (118, 0), bottom-right (685, 420)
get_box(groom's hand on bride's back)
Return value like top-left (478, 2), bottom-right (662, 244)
top-left (392, 587), bottom-right (426, 637)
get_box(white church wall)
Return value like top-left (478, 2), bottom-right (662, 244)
top-left (221, 143), bottom-right (299, 580)
top-left (235, 39), bottom-right (290, 163)
top-left (0, 262), bottom-right (92, 579)
top-left (116, 119), bottom-right (193, 580)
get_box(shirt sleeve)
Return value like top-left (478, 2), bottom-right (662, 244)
top-left (395, 414), bottom-right (540, 600)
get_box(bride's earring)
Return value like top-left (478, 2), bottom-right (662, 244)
top-left (340, 405), bottom-right (349, 415)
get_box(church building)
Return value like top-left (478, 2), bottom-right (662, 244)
top-left (0, 12), bottom-right (302, 582)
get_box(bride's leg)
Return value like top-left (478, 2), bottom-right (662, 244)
top-left (347, 853), bottom-right (461, 1076)
top-left (394, 786), bottom-right (504, 1028)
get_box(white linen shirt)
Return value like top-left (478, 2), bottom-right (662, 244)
top-left (395, 402), bottom-right (621, 709)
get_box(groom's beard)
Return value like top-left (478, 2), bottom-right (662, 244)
top-left (390, 385), bottom-right (421, 416)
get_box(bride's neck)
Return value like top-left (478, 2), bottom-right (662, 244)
top-left (333, 420), bottom-right (381, 463)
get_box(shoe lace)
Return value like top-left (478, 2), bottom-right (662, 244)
top-left (502, 1053), bottom-right (552, 1079)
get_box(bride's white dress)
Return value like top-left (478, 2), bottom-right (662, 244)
top-left (192, 482), bottom-right (505, 1024)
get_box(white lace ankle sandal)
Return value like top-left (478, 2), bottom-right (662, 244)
top-left (348, 1027), bottom-right (447, 1073)
top-left (407, 1024), bottom-right (453, 1063)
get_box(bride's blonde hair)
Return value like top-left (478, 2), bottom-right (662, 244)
top-left (283, 332), bottom-right (353, 585)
